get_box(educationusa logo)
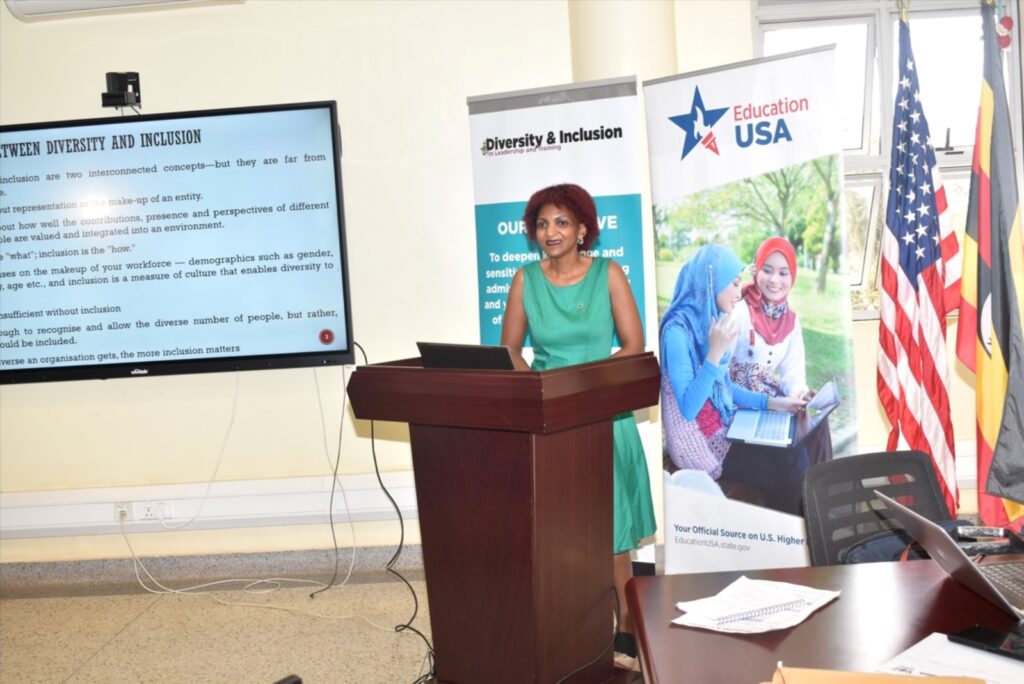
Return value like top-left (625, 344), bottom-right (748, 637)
top-left (669, 87), bottom-right (729, 159)
top-left (669, 86), bottom-right (806, 161)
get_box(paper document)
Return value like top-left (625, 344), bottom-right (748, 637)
top-left (877, 632), bottom-right (1024, 683)
top-left (762, 665), bottom-right (982, 683)
top-left (673, 575), bottom-right (840, 633)
top-left (807, 380), bottom-right (839, 411)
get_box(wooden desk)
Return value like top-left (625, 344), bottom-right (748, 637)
top-left (626, 557), bottom-right (1023, 684)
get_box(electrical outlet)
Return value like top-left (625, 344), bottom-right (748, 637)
top-left (114, 502), bottom-right (131, 521)
top-left (134, 500), bottom-right (171, 521)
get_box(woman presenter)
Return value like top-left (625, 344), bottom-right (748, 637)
top-left (500, 183), bottom-right (655, 670)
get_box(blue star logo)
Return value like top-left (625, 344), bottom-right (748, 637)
top-left (669, 87), bottom-right (729, 160)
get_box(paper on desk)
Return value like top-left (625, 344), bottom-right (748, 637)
top-left (877, 632), bottom-right (1024, 683)
top-left (761, 667), bottom-right (983, 684)
top-left (761, 666), bottom-right (982, 683)
top-left (673, 575), bottom-right (840, 634)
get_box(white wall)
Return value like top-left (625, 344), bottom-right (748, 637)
top-left (0, 0), bottom-right (576, 561)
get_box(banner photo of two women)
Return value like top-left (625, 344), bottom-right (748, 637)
top-left (645, 47), bottom-right (857, 573)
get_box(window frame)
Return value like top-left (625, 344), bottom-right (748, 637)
top-left (843, 174), bottom-right (883, 291)
top-left (760, 15), bottom-right (878, 155)
top-left (754, 0), bottom-right (1024, 321)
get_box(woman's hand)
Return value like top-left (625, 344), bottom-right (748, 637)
top-left (768, 395), bottom-right (807, 413)
top-left (608, 261), bottom-right (644, 357)
top-left (705, 314), bottom-right (738, 365)
top-left (500, 269), bottom-right (531, 370)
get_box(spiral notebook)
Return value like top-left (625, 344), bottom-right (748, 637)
top-left (673, 575), bottom-right (840, 634)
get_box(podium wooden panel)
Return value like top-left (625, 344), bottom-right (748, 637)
top-left (347, 353), bottom-right (660, 684)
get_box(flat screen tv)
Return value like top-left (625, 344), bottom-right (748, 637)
top-left (0, 101), bottom-right (354, 384)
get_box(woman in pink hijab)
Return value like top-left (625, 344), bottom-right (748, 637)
top-left (720, 236), bottom-right (830, 514)
top-left (729, 236), bottom-right (810, 401)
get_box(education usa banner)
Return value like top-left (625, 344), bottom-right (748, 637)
top-left (467, 76), bottom-right (646, 345)
top-left (644, 47), bottom-right (856, 574)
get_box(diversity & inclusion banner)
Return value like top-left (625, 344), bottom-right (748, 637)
top-left (644, 47), bottom-right (857, 573)
top-left (467, 76), bottom-right (646, 345)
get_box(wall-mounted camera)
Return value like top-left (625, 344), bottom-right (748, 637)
top-left (102, 72), bottom-right (141, 109)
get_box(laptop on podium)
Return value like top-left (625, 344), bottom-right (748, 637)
top-left (875, 490), bottom-right (1024, 621)
top-left (416, 342), bottom-right (515, 371)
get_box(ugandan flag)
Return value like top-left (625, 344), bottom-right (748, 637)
top-left (955, 1), bottom-right (1024, 530)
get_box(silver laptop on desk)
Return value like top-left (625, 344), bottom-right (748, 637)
top-left (875, 490), bottom-right (1024, 621)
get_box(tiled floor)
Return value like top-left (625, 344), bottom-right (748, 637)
top-left (1, 563), bottom-right (645, 683)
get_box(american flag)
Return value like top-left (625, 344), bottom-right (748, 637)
top-left (877, 18), bottom-right (960, 515)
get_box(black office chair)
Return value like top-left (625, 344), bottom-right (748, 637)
top-left (801, 450), bottom-right (950, 566)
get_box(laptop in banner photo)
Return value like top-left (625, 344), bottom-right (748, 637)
top-left (875, 490), bottom-right (1024, 621)
top-left (726, 380), bottom-right (840, 448)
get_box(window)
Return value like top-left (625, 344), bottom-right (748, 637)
top-left (764, 21), bottom-right (874, 152)
top-left (895, 13), bottom-right (984, 150)
top-left (756, 0), bottom-right (1024, 319)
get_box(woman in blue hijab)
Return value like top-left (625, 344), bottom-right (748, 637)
top-left (660, 245), bottom-right (804, 478)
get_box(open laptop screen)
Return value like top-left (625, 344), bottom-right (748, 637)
top-left (416, 342), bottom-right (515, 371)
top-left (874, 490), bottom-right (1023, 620)
top-left (726, 380), bottom-right (840, 448)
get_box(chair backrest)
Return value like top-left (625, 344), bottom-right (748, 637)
top-left (801, 450), bottom-right (950, 566)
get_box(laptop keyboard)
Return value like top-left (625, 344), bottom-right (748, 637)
top-left (756, 411), bottom-right (791, 442)
top-left (981, 562), bottom-right (1024, 608)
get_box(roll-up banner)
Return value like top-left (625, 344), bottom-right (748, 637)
top-left (644, 47), bottom-right (857, 574)
top-left (468, 76), bottom-right (646, 345)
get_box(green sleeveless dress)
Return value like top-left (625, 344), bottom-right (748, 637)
top-left (522, 257), bottom-right (657, 553)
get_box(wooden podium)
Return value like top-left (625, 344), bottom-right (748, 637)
top-left (347, 352), bottom-right (660, 684)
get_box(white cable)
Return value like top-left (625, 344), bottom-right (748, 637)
top-left (310, 364), bottom-right (358, 592)
top-left (112, 349), bottom-right (431, 677)
top-left (118, 516), bottom-right (401, 633)
top-left (116, 364), bottom-right (390, 621)
top-left (159, 371), bottom-right (240, 530)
